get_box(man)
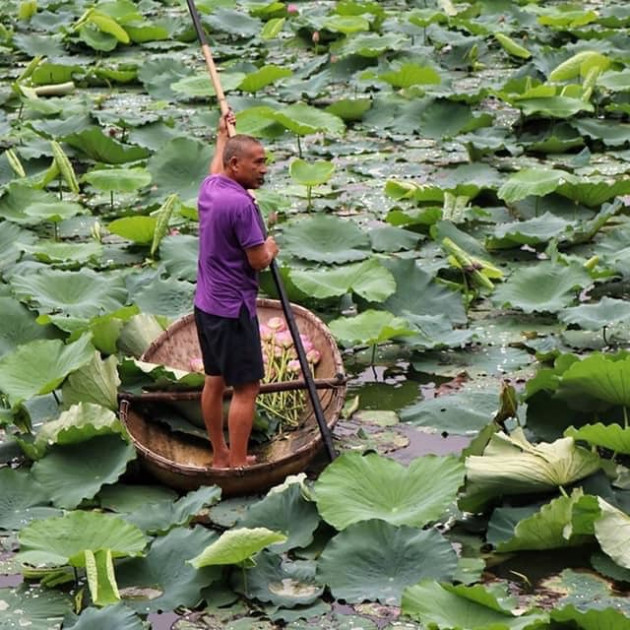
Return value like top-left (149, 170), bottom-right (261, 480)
top-left (194, 112), bottom-right (279, 468)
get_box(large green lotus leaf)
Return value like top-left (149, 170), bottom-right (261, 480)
top-left (108, 216), bottom-right (157, 245)
top-left (117, 526), bottom-right (220, 614)
top-left (272, 104), bottom-right (345, 136)
top-left (558, 178), bottom-right (630, 208)
top-left (381, 258), bottom-right (467, 324)
top-left (171, 72), bottom-right (246, 98)
top-left (496, 489), bottom-right (599, 552)
top-left (403, 313), bottom-right (473, 351)
top-left (595, 498), bottom-right (630, 570)
top-left (67, 604), bottom-right (146, 630)
top-left (489, 213), bottom-right (572, 249)
top-left (234, 552), bottom-right (323, 608)
top-left (19, 240), bottom-right (104, 264)
top-left (0, 468), bottom-right (62, 530)
top-left (566, 424), bottom-right (630, 455)
top-left (419, 100), bottom-right (492, 140)
top-left (147, 137), bottom-right (212, 203)
top-left (160, 234), bottom-right (198, 282)
top-left (552, 605), bottom-right (630, 630)
top-left (323, 14), bottom-right (370, 34)
top-left (0, 585), bottom-right (71, 630)
top-left (137, 57), bottom-right (193, 100)
top-left (379, 63), bottom-right (441, 88)
top-left (0, 335), bottom-right (94, 407)
top-left (291, 259), bottom-right (396, 303)
top-left (560, 297), bottom-right (630, 331)
top-left (318, 521), bottom-right (457, 605)
top-left (98, 483), bottom-right (177, 513)
top-left (238, 483), bottom-right (320, 553)
top-left (402, 580), bottom-right (547, 630)
top-left (190, 527), bottom-right (287, 568)
top-left (17, 509), bottom-right (146, 567)
top-left (117, 313), bottom-right (165, 358)
top-left (0, 184), bottom-right (58, 225)
top-left (0, 296), bottom-right (56, 359)
top-left (517, 95), bottom-right (594, 118)
top-left (23, 200), bottom-right (86, 224)
top-left (334, 32), bottom-right (408, 58)
top-left (328, 309), bottom-right (415, 347)
top-left (572, 118), bottom-right (630, 148)
top-left (486, 506), bottom-right (540, 547)
top-left (598, 69), bottom-right (630, 92)
top-left (122, 486), bottom-right (222, 535)
top-left (289, 159), bottom-right (335, 186)
top-left (460, 428), bottom-right (601, 512)
top-left (61, 352), bottom-right (120, 410)
top-left (35, 402), bottom-right (123, 454)
top-left (279, 215), bottom-right (369, 264)
top-left (314, 451), bottom-right (465, 530)
top-left (369, 225), bottom-right (422, 253)
top-left (234, 105), bottom-right (282, 138)
top-left (206, 8), bottom-right (261, 37)
top-left (549, 51), bottom-right (611, 81)
top-left (239, 65), bottom-right (292, 93)
top-left (400, 390), bottom-right (499, 435)
top-left (11, 268), bottom-right (127, 318)
top-left (0, 221), bottom-right (35, 271)
top-left (498, 168), bottom-right (578, 203)
top-left (31, 435), bottom-right (137, 509)
top-left (492, 261), bottom-right (591, 314)
top-left (556, 353), bottom-right (630, 408)
top-left (82, 167), bottom-right (152, 192)
top-left (133, 277), bottom-right (195, 319)
top-left (65, 128), bottom-right (150, 164)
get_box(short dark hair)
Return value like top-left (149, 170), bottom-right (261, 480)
top-left (223, 135), bottom-right (262, 166)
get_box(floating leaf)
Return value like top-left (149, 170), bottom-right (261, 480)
top-left (498, 168), bottom-right (577, 203)
top-left (0, 586), bottom-right (71, 629)
top-left (108, 216), bottom-right (157, 245)
top-left (328, 309), bottom-right (414, 347)
top-left (314, 451), bottom-right (465, 530)
top-left (68, 604), bottom-right (146, 630)
top-left (318, 521), bottom-right (457, 604)
top-left (559, 297), bottom-right (630, 331)
top-left (379, 63), bottom-right (441, 88)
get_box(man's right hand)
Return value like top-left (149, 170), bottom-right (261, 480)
top-left (265, 236), bottom-right (279, 261)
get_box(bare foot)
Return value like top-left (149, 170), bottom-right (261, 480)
top-left (211, 450), bottom-right (230, 469)
top-left (229, 454), bottom-right (257, 468)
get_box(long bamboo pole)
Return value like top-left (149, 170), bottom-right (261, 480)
top-left (184, 0), bottom-right (337, 461)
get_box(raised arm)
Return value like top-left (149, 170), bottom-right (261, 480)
top-left (209, 110), bottom-right (236, 175)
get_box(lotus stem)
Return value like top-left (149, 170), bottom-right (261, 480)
top-left (297, 134), bottom-right (302, 158)
top-left (624, 406), bottom-right (628, 430)
top-left (33, 82), bottom-right (75, 97)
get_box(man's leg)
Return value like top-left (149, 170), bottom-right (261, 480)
top-left (202, 375), bottom-right (230, 468)
top-left (228, 380), bottom-right (260, 467)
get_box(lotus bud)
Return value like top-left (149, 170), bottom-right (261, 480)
top-left (287, 3), bottom-right (298, 14)
top-left (275, 331), bottom-right (294, 348)
top-left (259, 324), bottom-right (274, 341)
top-left (312, 30), bottom-right (320, 44)
top-left (274, 346), bottom-right (284, 358)
top-left (268, 316), bottom-right (286, 332)
top-left (287, 359), bottom-right (301, 374)
top-left (190, 357), bottom-right (204, 372)
top-left (306, 348), bottom-right (321, 365)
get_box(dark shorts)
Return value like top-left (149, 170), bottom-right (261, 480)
top-left (194, 304), bottom-right (264, 387)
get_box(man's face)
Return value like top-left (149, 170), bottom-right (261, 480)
top-left (232, 143), bottom-right (267, 189)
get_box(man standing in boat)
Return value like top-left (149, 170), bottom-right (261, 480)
top-left (194, 111), bottom-right (279, 468)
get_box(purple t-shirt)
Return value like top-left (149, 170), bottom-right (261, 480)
top-left (194, 174), bottom-right (265, 318)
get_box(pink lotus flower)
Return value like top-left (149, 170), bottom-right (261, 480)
top-left (287, 359), bottom-right (301, 374)
top-left (306, 348), bottom-right (321, 365)
top-left (275, 331), bottom-right (294, 349)
top-left (189, 357), bottom-right (204, 372)
top-left (259, 324), bottom-right (274, 342)
top-left (267, 316), bottom-right (286, 332)
top-left (287, 3), bottom-right (298, 14)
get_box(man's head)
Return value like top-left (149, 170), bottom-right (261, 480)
top-left (223, 135), bottom-right (267, 190)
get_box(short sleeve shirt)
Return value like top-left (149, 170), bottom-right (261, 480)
top-left (194, 174), bottom-right (265, 318)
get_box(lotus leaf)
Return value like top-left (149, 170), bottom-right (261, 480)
top-left (498, 168), bottom-right (578, 203)
top-left (318, 520), bottom-right (457, 604)
top-left (552, 605), bottom-right (630, 630)
top-left (560, 297), bottom-right (630, 331)
top-left (325, 97), bottom-right (371, 121)
top-left (17, 510), bottom-right (146, 567)
top-left (557, 353), bottom-right (630, 409)
top-left (0, 334), bottom-right (94, 407)
top-left (0, 467), bottom-right (61, 530)
top-left (31, 434), bottom-right (136, 509)
top-left (494, 33), bottom-right (531, 59)
top-left (593, 498), bottom-right (630, 570)
top-left (133, 276), bottom-right (195, 319)
top-left (492, 261), bottom-right (591, 313)
top-left (261, 17), bottom-right (285, 40)
top-left (65, 128), bottom-right (150, 164)
top-left (0, 585), bottom-right (71, 630)
top-left (189, 527), bottom-right (287, 568)
top-left (239, 65), bottom-right (292, 93)
top-left (82, 167), bottom-right (151, 192)
top-left (334, 33), bottom-right (408, 58)
top-left (289, 159), bottom-right (335, 186)
top-left (34, 402), bottom-right (123, 454)
top-left (489, 212), bottom-right (572, 249)
top-left (314, 450), bottom-right (464, 530)
top-left (496, 489), bottom-right (599, 552)
top-left (549, 51), bottom-right (611, 82)
top-left (67, 604), bottom-right (146, 630)
top-left (461, 428), bottom-right (601, 512)
top-left (272, 104), bottom-right (345, 136)
top-left (419, 100), bottom-right (492, 140)
top-left (566, 424), bottom-right (630, 455)
top-left (402, 580), bottom-right (547, 630)
top-left (486, 506), bottom-right (540, 547)
top-left (0, 296), bottom-right (55, 359)
top-left (368, 224), bottom-right (422, 252)
top-left (19, 240), bottom-right (104, 263)
top-left (0, 221), bottom-right (35, 271)
top-left (117, 526), bottom-right (220, 614)
top-left (160, 234), bottom-right (198, 281)
top-left (171, 72), bottom-right (246, 98)
top-left (572, 118), bottom-right (630, 148)
top-left (238, 483), bottom-right (319, 552)
top-left (98, 483), bottom-right (178, 513)
top-left (328, 309), bottom-right (414, 347)
top-left (61, 353), bottom-right (120, 410)
top-left (234, 551), bottom-right (323, 607)
top-left (11, 267), bottom-right (128, 318)
top-left (379, 63), bottom-right (441, 88)
top-left (117, 313), bottom-right (164, 358)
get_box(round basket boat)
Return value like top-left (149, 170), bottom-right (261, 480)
top-left (119, 298), bottom-right (346, 496)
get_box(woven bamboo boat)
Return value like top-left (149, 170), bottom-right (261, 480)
top-left (119, 298), bottom-right (346, 496)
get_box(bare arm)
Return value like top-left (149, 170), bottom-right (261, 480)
top-left (209, 111), bottom-right (236, 175)
top-left (246, 236), bottom-right (279, 271)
